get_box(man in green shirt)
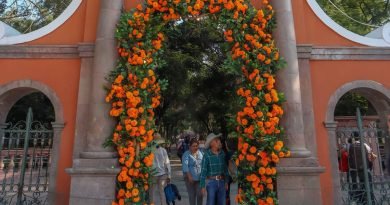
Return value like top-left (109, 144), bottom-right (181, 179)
top-left (200, 133), bottom-right (229, 205)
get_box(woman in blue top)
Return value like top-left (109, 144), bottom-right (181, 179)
top-left (182, 138), bottom-right (204, 205)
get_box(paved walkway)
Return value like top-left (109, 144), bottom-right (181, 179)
top-left (150, 151), bottom-right (238, 205)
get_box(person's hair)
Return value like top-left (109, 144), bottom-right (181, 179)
top-left (352, 131), bottom-right (360, 140)
top-left (189, 138), bottom-right (199, 146)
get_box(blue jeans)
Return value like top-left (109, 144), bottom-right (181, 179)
top-left (206, 179), bottom-right (226, 205)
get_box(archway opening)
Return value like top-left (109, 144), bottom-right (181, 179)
top-left (150, 16), bottom-right (240, 203)
top-left (154, 17), bottom-right (240, 142)
top-left (6, 91), bottom-right (55, 126)
top-left (334, 90), bottom-right (390, 204)
top-left (0, 91), bottom-right (55, 204)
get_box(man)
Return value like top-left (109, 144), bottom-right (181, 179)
top-left (200, 133), bottom-right (229, 205)
top-left (348, 132), bottom-right (376, 204)
top-left (150, 133), bottom-right (171, 205)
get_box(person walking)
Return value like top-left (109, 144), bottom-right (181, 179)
top-left (200, 133), bottom-right (229, 205)
top-left (348, 132), bottom-right (376, 204)
top-left (182, 138), bottom-right (204, 205)
top-left (178, 133), bottom-right (191, 162)
top-left (150, 134), bottom-right (172, 205)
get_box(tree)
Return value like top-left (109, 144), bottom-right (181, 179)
top-left (334, 92), bottom-right (377, 116)
top-left (6, 92), bottom-right (55, 126)
top-left (0, 0), bottom-right (71, 33)
top-left (155, 18), bottom-right (242, 140)
top-left (316, 0), bottom-right (390, 35)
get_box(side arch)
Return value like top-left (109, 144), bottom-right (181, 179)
top-left (325, 80), bottom-right (390, 122)
top-left (324, 80), bottom-right (390, 204)
top-left (0, 79), bottom-right (64, 123)
top-left (0, 79), bottom-right (65, 204)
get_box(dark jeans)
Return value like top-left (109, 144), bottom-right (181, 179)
top-left (206, 179), bottom-right (226, 205)
top-left (349, 170), bottom-right (375, 204)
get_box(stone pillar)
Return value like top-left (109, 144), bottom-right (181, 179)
top-left (67, 1), bottom-right (122, 204)
top-left (85, 1), bottom-right (120, 153)
top-left (72, 43), bottom-right (94, 159)
top-left (272, 0), bottom-right (310, 157)
top-left (271, 1), bottom-right (324, 204)
top-left (297, 45), bottom-right (318, 157)
top-left (323, 121), bottom-right (342, 205)
top-left (48, 122), bottom-right (65, 205)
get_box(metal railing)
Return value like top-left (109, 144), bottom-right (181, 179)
top-left (337, 108), bottom-right (390, 205)
top-left (0, 108), bottom-right (53, 205)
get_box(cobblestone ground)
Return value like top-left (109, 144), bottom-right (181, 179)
top-left (150, 150), bottom-right (238, 205)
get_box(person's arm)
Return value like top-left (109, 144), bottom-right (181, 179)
top-left (199, 153), bottom-right (209, 188)
top-left (224, 152), bottom-right (230, 179)
top-left (182, 152), bottom-right (189, 174)
top-left (164, 148), bottom-right (171, 179)
top-left (182, 152), bottom-right (193, 182)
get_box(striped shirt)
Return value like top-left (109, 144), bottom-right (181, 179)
top-left (199, 149), bottom-right (229, 188)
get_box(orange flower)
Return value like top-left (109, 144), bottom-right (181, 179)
top-left (131, 188), bottom-right (139, 196)
top-left (127, 108), bottom-right (139, 119)
top-left (264, 93), bottom-right (272, 103)
top-left (133, 197), bottom-right (140, 202)
top-left (258, 167), bottom-right (266, 175)
top-left (241, 118), bottom-right (248, 125)
top-left (266, 197), bottom-right (274, 204)
top-left (249, 146), bottom-right (257, 154)
top-left (126, 181), bottom-right (133, 189)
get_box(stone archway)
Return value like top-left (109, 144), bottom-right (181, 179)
top-left (0, 80), bottom-right (65, 204)
top-left (324, 80), bottom-right (390, 204)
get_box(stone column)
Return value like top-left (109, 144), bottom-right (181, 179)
top-left (72, 43), bottom-right (94, 159)
top-left (272, 0), bottom-right (310, 157)
top-left (48, 122), bottom-right (65, 205)
top-left (271, 1), bottom-right (324, 204)
top-left (85, 1), bottom-right (121, 153)
top-left (323, 121), bottom-right (342, 205)
top-left (67, 1), bottom-right (122, 204)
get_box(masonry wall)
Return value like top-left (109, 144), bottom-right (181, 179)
top-left (289, 0), bottom-right (390, 204)
top-left (0, 0), bottom-right (101, 203)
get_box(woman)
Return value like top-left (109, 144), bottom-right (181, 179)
top-left (182, 138), bottom-right (204, 205)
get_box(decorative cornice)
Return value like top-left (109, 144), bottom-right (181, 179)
top-left (0, 43), bottom-right (94, 59)
top-left (277, 166), bottom-right (325, 176)
top-left (324, 121), bottom-right (338, 130)
top-left (297, 44), bottom-right (390, 60)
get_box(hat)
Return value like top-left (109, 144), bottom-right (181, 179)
top-left (154, 133), bottom-right (166, 145)
top-left (205, 133), bottom-right (222, 149)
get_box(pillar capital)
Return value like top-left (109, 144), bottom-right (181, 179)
top-left (51, 122), bottom-right (65, 130)
top-left (324, 121), bottom-right (338, 130)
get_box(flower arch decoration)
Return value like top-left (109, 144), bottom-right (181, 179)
top-left (107, 0), bottom-right (289, 204)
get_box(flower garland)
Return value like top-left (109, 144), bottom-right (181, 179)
top-left (107, 0), bottom-right (289, 204)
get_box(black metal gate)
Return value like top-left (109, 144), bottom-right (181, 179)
top-left (0, 108), bottom-right (53, 205)
top-left (337, 108), bottom-right (390, 205)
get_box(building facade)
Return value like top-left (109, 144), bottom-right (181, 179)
top-left (0, 0), bottom-right (389, 204)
